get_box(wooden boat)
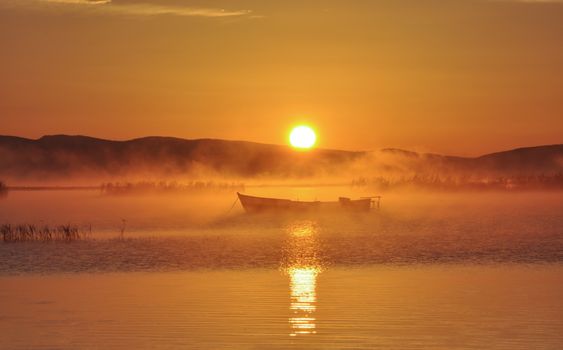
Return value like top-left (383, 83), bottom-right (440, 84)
top-left (237, 192), bottom-right (379, 213)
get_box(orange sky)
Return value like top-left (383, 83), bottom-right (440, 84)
top-left (0, 0), bottom-right (562, 156)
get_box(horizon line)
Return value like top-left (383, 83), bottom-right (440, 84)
top-left (0, 133), bottom-right (561, 159)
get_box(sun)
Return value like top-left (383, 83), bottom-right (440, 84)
top-left (289, 125), bottom-right (317, 149)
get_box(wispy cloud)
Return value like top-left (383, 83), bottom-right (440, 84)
top-left (6, 0), bottom-right (252, 18)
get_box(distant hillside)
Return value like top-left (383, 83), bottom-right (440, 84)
top-left (0, 135), bottom-right (561, 182)
top-left (380, 145), bottom-right (563, 176)
top-left (474, 145), bottom-right (563, 174)
top-left (0, 135), bottom-right (362, 181)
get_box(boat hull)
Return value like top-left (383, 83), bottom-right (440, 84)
top-left (237, 193), bottom-right (372, 213)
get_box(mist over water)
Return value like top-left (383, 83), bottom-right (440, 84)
top-left (1, 188), bottom-right (562, 349)
top-left (0, 189), bottom-right (561, 272)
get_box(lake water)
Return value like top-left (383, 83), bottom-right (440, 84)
top-left (0, 189), bottom-right (562, 349)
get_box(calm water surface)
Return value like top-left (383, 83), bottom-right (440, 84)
top-left (0, 190), bottom-right (562, 349)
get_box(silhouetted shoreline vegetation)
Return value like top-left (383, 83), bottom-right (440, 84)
top-left (1, 224), bottom-right (87, 242)
top-left (351, 173), bottom-right (563, 191)
top-left (100, 181), bottom-right (245, 195)
top-left (3, 174), bottom-right (563, 195)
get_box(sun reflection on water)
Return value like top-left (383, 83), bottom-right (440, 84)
top-left (288, 266), bottom-right (319, 336)
top-left (283, 220), bottom-right (323, 337)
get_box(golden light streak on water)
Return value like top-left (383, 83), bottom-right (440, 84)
top-left (284, 220), bottom-right (323, 337)
top-left (288, 266), bottom-right (319, 336)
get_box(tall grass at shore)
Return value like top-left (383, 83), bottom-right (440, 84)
top-left (1, 224), bottom-right (86, 242)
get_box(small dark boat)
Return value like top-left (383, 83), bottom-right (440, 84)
top-left (237, 192), bottom-right (379, 213)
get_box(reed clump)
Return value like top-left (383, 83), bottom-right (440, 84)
top-left (1, 224), bottom-right (84, 242)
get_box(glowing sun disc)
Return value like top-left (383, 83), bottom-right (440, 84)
top-left (290, 126), bottom-right (317, 149)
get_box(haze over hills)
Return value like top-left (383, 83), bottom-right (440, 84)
top-left (0, 135), bottom-right (561, 183)
top-left (0, 135), bottom-right (362, 181)
top-left (379, 145), bottom-right (563, 176)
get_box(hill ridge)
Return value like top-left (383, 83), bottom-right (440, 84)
top-left (0, 134), bottom-right (561, 181)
